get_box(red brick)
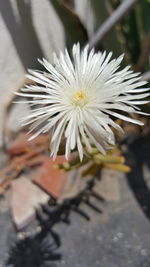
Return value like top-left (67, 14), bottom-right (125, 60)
top-left (32, 156), bottom-right (68, 199)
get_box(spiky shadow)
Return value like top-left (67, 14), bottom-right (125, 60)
top-left (6, 173), bottom-right (104, 267)
top-left (36, 176), bottom-right (103, 228)
top-left (7, 226), bottom-right (61, 267)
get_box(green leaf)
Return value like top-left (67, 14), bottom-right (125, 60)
top-left (104, 163), bottom-right (131, 173)
top-left (139, 0), bottom-right (150, 34)
top-left (122, 9), bottom-right (141, 64)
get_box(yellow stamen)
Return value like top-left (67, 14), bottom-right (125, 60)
top-left (72, 90), bottom-right (87, 107)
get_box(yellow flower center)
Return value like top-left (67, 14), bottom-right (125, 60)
top-left (72, 90), bottom-right (88, 107)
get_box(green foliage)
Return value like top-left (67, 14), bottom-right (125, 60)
top-left (90, 0), bottom-right (124, 59)
top-left (50, 0), bottom-right (150, 70)
top-left (46, 0), bottom-right (150, 114)
top-left (58, 146), bottom-right (131, 175)
top-left (140, 0), bottom-right (150, 34)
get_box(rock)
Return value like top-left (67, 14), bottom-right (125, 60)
top-left (58, 166), bottom-right (92, 204)
top-left (11, 176), bottom-right (49, 230)
top-left (93, 168), bottom-right (121, 201)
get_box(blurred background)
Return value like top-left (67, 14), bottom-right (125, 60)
top-left (0, 0), bottom-right (150, 145)
top-left (0, 0), bottom-right (150, 266)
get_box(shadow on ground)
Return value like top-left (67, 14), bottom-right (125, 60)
top-left (6, 178), bottom-right (103, 267)
top-left (2, 134), bottom-right (150, 267)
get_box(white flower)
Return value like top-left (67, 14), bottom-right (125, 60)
top-left (16, 43), bottom-right (150, 160)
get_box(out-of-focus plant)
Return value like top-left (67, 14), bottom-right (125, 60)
top-left (49, 0), bottom-right (88, 48)
top-left (90, 0), bottom-right (150, 71)
top-left (48, 0), bottom-right (150, 78)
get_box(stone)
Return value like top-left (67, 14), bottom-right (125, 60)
top-left (93, 168), bottom-right (121, 201)
top-left (11, 176), bottom-right (49, 230)
top-left (32, 156), bottom-right (68, 199)
top-left (58, 166), bottom-right (92, 204)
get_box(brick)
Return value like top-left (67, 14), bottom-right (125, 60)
top-left (32, 156), bottom-right (68, 199)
